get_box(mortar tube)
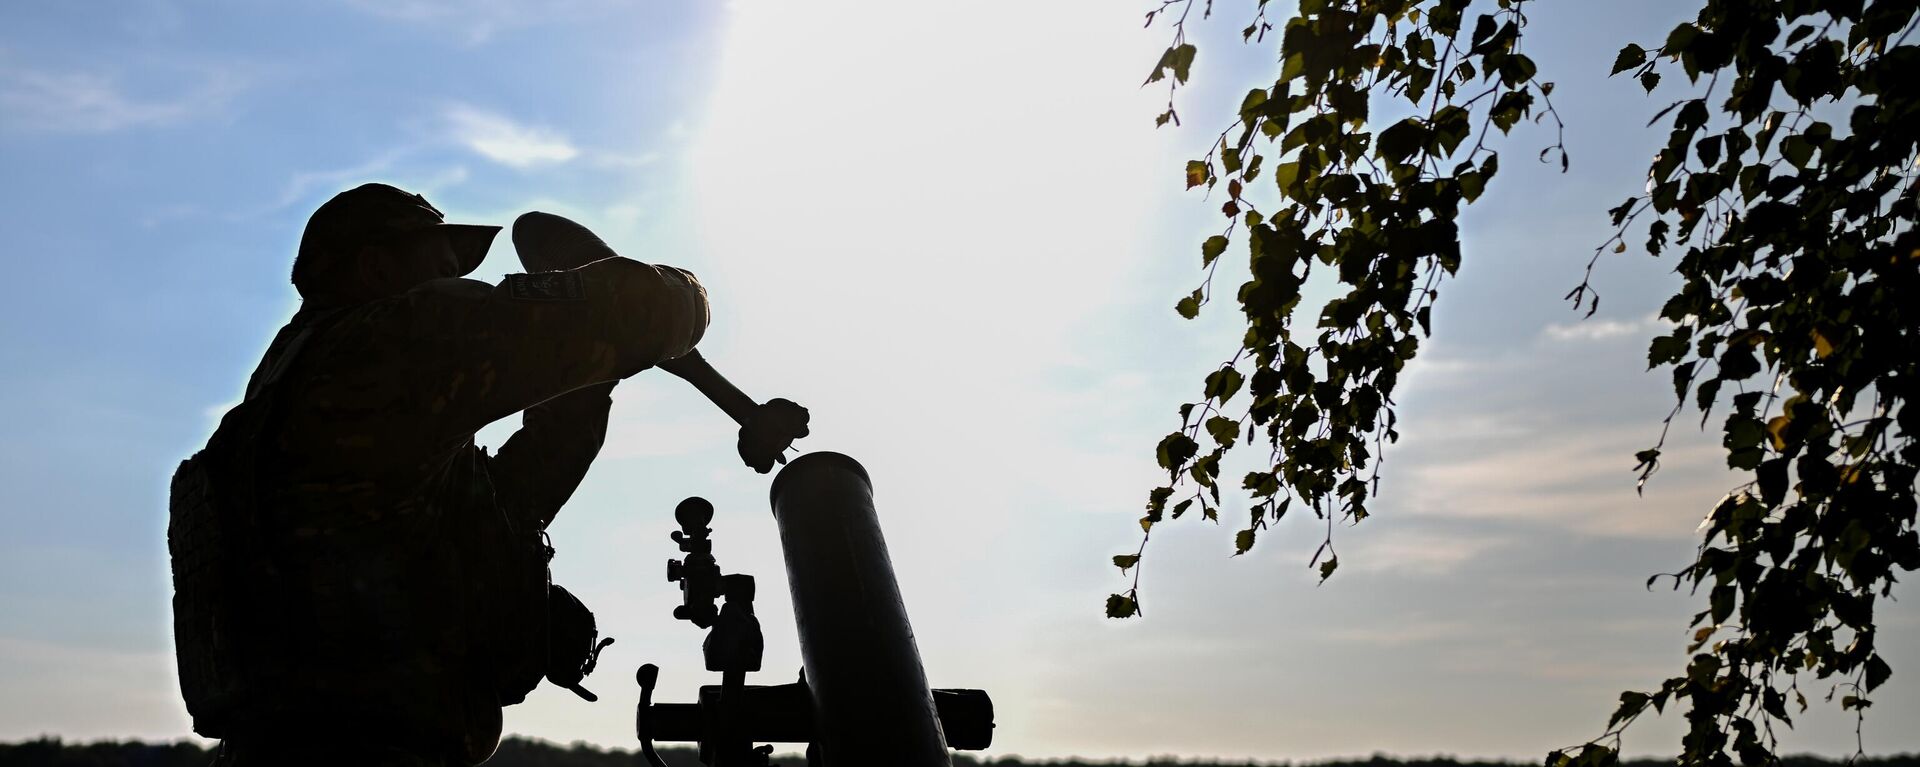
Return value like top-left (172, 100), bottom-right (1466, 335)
top-left (769, 452), bottom-right (951, 767)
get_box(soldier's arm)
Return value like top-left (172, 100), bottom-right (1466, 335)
top-left (488, 381), bottom-right (616, 529)
top-left (393, 256), bottom-right (709, 445)
top-left (507, 210), bottom-right (807, 473)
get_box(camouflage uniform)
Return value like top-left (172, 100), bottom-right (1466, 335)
top-left (174, 186), bottom-right (708, 766)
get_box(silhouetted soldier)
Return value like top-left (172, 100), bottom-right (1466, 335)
top-left (168, 183), bottom-right (807, 766)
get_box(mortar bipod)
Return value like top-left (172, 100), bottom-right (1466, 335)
top-left (634, 454), bottom-right (994, 766)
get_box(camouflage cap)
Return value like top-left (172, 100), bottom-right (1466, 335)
top-left (292, 183), bottom-right (500, 299)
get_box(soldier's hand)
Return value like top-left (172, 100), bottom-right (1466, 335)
top-left (737, 398), bottom-right (810, 473)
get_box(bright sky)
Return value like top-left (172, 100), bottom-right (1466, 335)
top-left (1, 0), bottom-right (1915, 762)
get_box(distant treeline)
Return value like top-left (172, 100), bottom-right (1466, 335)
top-left (2, 738), bottom-right (1916, 767)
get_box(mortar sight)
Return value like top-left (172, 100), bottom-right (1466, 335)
top-left (675, 496), bottom-right (715, 531)
top-left (666, 496), bottom-right (722, 628)
top-left (637, 454), bottom-right (994, 766)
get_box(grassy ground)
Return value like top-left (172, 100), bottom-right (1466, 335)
top-left (3, 737), bottom-right (1915, 767)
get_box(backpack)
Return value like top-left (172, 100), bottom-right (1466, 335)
top-left (168, 311), bottom-right (339, 735)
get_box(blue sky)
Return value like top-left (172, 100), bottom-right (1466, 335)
top-left (1, 0), bottom-right (1915, 761)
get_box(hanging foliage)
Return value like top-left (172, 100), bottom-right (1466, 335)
top-left (1115, 1), bottom-right (1919, 764)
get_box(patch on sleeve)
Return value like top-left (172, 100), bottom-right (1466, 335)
top-left (505, 271), bottom-right (586, 302)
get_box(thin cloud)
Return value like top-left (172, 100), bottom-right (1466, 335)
top-left (1387, 323), bottom-right (1739, 540)
top-left (0, 64), bottom-right (247, 134)
top-left (1397, 419), bottom-right (1728, 538)
top-left (267, 148), bottom-right (469, 215)
top-left (1342, 528), bottom-right (1511, 577)
top-left (271, 150), bottom-right (406, 210)
top-left (339, 0), bottom-right (518, 45)
top-left (444, 103), bottom-right (578, 168)
top-left (339, 0), bottom-right (627, 46)
top-left (1542, 313), bottom-right (1662, 343)
top-left (1321, 618), bottom-right (1484, 646)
